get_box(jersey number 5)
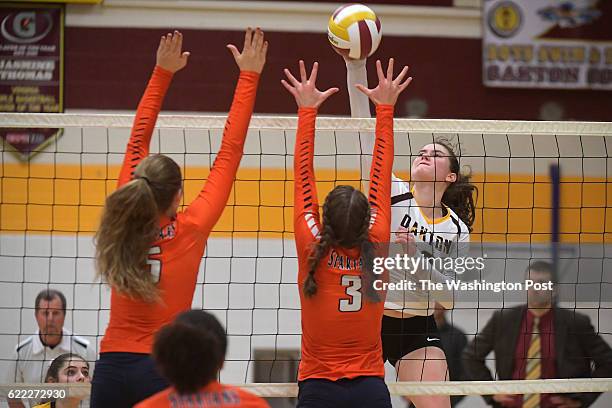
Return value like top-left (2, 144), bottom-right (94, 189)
top-left (147, 246), bottom-right (162, 283)
top-left (339, 275), bottom-right (362, 312)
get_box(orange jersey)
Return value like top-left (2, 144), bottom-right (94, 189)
top-left (100, 66), bottom-right (260, 354)
top-left (294, 105), bottom-right (394, 381)
top-left (134, 382), bottom-right (270, 408)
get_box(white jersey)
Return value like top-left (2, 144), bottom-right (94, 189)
top-left (344, 58), bottom-right (471, 315)
top-left (386, 175), bottom-right (470, 316)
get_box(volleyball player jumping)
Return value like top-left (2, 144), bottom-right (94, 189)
top-left (90, 28), bottom-right (268, 407)
top-left (282, 58), bottom-right (411, 408)
top-left (344, 56), bottom-right (477, 408)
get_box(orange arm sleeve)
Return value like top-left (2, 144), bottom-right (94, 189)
top-left (293, 107), bottom-right (321, 258)
top-left (182, 71), bottom-right (260, 233)
top-left (368, 104), bottom-right (394, 242)
top-left (117, 66), bottom-right (173, 187)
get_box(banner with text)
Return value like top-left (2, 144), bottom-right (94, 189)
top-left (483, 0), bottom-right (612, 90)
top-left (0, 3), bottom-right (64, 161)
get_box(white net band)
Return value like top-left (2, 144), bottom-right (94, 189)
top-left (2, 378), bottom-right (612, 398)
top-left (1, 112), bottom-right (611, 134)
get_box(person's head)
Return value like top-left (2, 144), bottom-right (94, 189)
top-left (411, 139), bottom-right (477, 231)
top-left (304, 185), bottom-right (378, 301)
top-left (95, 154), bottom-right (182, 302)
top-left (45, 353), bottom-right (90, 383)
top-left (153, 310), bottom-right (227, 394)
top-left (526, 260), bottom-right (556, 308)
top-left (35, 289), bottom-right (66, 346)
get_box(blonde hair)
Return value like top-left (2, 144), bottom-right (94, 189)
top-left (95, 155), bottom-right (181, 302)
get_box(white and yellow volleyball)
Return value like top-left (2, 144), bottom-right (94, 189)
top-left (328, 3), bottom-right (382, 60)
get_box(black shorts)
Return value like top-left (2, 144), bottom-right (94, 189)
top-left (297, 376), bottom-right (391, 408)
top-left (90, 352), bottom-right (169, 408)
top-left (381, 314), bottom-right (444, 367)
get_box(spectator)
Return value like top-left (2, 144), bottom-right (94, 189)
top-left (463, 261), bottom-right (612, 407)
top-left (32, 353), bottom-right (90, 408)
top-left (433, 304), bottom-right (467, 407)
top-left (3, 289), bottom-right (96, 408)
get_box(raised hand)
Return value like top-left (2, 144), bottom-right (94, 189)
top-left (156, 30), bottom-right (190, 73)
top-left (355, 58), bottom-right (412, 106)
top-left (227, 27), bottom-right (268, 74)
top-left (281, 60), bottom-right (339, 108)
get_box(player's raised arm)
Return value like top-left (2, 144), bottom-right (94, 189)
top-left (117, 31), bottom-right (190, 187)
top-left (345, 57), bottom-right (372, 119)
top-left (282, 60), bottom-right (338, 252)
top-left (356, 58), bottom-right (412, 241)
top-left (183, 27), bottom-right (267, 233)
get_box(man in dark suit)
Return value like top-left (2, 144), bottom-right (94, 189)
top-left (463, 261), bottom-right (612, 408)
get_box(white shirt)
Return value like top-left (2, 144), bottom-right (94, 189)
top-left (4, 328), bottom-right (94, 383)
top-left (2, 328), bottom-right (95, 406)
top-left (385, 175), bottom-right (470, 315)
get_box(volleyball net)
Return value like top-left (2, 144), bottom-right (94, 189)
top-left (0, 113), bottom-right (611, 402)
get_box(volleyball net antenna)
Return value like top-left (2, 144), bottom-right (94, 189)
top-left (0, 113), bottom-right (611, 401)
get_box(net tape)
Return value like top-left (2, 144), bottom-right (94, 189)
top-left (1, 113), bottom-right (611, 134)
top-left (2, 378), bottom-right (612, 398)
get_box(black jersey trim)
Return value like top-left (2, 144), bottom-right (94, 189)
top-left (391, 192), bottom-right (413, 205)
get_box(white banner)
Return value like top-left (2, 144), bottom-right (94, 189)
top-left (483, 0), bottom-right (612, 90)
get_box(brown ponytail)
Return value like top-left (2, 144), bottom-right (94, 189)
top-left (435, 138), bottom-right (478, 232)
top-left (95, 154), bottom-right (181, 302)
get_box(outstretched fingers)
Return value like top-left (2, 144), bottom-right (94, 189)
top-left (398, 76), bottom-right (413, 92)
top-left (252, 28), bottom-right (264, 51)
top-left (321, 87), bottom-right (340, 100)
top-left (386, 57), bottom-right (394, 80)
top-left (284, 68), bottom-right (300, 87)
top-left (281, 79), bottom-right (298, 97)
top-left (299, 60), bottom-right (307, 83)
top-left (375, 59), bottom-right (385, 83)
top-left (308, 62), bottom-right (319, 84)
top-left (393, 65), bottom-right (410, 85)
top-left (243, 27), bottom-right (253, 51)
top-left (355, 83), bottom-right (372, 97)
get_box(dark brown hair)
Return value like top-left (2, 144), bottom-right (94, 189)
top-left (45, 353), bottom-right (89, 383)
top-left (153, 310), bottom-right (227, 394)
top-left (95, 154), bottom-right (182, 302)
top-left (304, 185), bottom-right (379, 301)
top-left (435, 138), bottom-right (478, 231)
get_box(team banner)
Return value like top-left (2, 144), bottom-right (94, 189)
top-left (0, 3), bottom-right (64, 161)
top-left (483, 0), bottom-right (612, 90)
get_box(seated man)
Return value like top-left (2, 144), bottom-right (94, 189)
top-left (463, 261), bottom-right (612, 408)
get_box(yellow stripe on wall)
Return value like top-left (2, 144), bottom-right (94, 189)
top-left (1, 164), bottom-right (611, 243)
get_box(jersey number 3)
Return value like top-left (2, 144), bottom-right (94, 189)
top-left (339, 275), bottom-right (362, 312)
top-left (147, 246), bottom-right (162, 283)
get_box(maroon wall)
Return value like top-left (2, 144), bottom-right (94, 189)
top-left (262, 0), bottom-right (454, 6)
top-left (65, 27), bottom-right (612, 120)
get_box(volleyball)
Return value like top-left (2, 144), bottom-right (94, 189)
top-left (328, 3), bottom-right (382, 60)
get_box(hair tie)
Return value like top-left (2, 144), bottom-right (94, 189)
top-left (138, 176), bottom-right (151, 185)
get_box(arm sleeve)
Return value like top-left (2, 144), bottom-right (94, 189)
top-left (182, 71), bottom-right (260, 234)
top-left (293, 107), bottom-right (321, 262)
top-left (367, 105), bottom-right (394, 242)
top-left (346, 59), bottom-right (371, 119)
top-left (117, 66), bottom-right (174, 187)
